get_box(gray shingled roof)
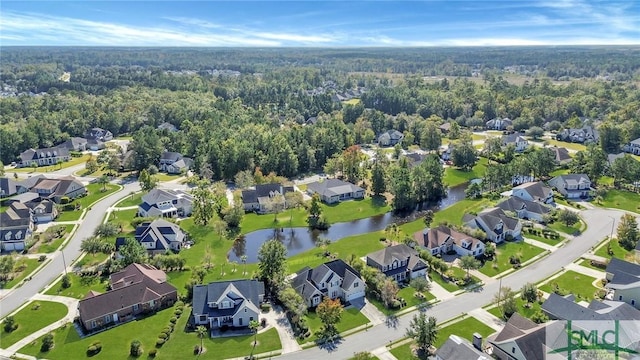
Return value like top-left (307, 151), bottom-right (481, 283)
top-left (291, 259), bottom-right (362, 302)
top-left (497, 197), bottom-right (551, 216)
top-left (435, 335), bottom-right (488, 360)
top-left (513, 182), bottom-right (553, 203)
top-left (606, 258), bottom-right (640, 289)
top-left (306, 179), bottom-right (363, 198)
top-left (192, 280), bottom-right (264, 319)
top-left (542, 293), bottom-right (640, 321)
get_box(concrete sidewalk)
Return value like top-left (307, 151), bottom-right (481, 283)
top-left (523, 237), bottom-right (557, 251)
top-left (372, 346), bottom-right (399, 360)
top-left (565, 262), bottom-right (605, 279)
top-left (429, 280), bottom-right (455, 301)
top-left (467, 308), bottom-right (505, 332)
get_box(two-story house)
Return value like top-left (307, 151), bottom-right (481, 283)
top-left (159, 151), bottom-right (193, 174)
top-left (501, 133), bottom-right (528, 152)
top-left (138, 189), bottom-right (193, 218)
top-left (487, 313), bottom-right (548, 360)
top-left (18, 147), bottom-right (70, 168)
top-left (511, 182), bottom-right (554, 204)
top-left (241, 183), bottom-right (294, 212)
top-left (191, 280), bottom-right (265, 330)
top-left (463, 208), bottom-right (522, 243)
top-left (622, 137), bottom-right (640, 156)
top-left (413, 225), bottom-right (485, 257)
top-left (85, 127), bottom-right (113, 142)
top-left (0, 202), bottom-right (35, 251)
top-left (497, 197), bottom-right (551, 222)
top-left (292, 259), bottom-right (365, 308)
top-left (548, 174), bottom-right (591, 199)
top-left (117, 219), bottom-right (187, 256)
top-left (378, 130), bottom-right (404, 147)
top-left (605, 258), bottom-right (640, 309)
top-left (365, 244), bottom-right (428, 283)
top-left (486, 117), bottom-right (512, 130)
top-left (556, 126), bottom-right (598, 144)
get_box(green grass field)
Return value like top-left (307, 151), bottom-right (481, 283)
top-left (594, 239), bottom-right (636, 261)
top-left (368, 286), bottom-right (436, 315)
top-left (546, 139), bottom-right (587, 152)
top-left (301, 306), bottom-right (369, 344)
top-left (12, 154), bottom-right (91, 173)
top-left (487, 297), bottom-right (543, 321)
top-left (45, 272), bottom-right (110, 299)
top-left (539, 270), bottom-right (601, 302)
top-left (399, 198), bottom-right (491, 236)
top-left (523, 231), bottom-right (565, 246)
top-left (1, 258), bottom-right (41, 289)
top-left (0, 300), bottom-right (68, 348)
top-left (108, 208), bottom-right (139, 232)
top-left (30, 224), bottom-right (75, 253)
top-left (599, 189), bottom-right (640, 214)
top-left (155, 173), bottom-right (183, 182)
top-left (430, 272), bottom-right (461, 293)
top-left (479, 242), bottom-right (546, 277)
top-left (548, 220), bottom-right (582, 235)
top-left (443, 157), bottom-right (488, 187)
top-left (115, 191), bottom-right (143, 208)
top-left (56, 183), bottom-right (120, 221)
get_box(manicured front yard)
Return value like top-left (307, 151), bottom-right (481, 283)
top-left (523, 231), bottom-right (565, 246)
top-left (487, 297), bottom-right (543, 321)
top-left (539, 270), bottom-right (602, 302)
top-left (546, 139), bottom-right (586, 152)
top-left (30, 224), bottom-right (74, 253)
top-left (368, 286), bottom-right (436, 315)
top-left (108, 208), bottom-right (139, 232)
top-left (115, 191), bottom-right (143, 208)
top-left (12, 154), bottom-right (92, 173)
top-left (479, 241), bottom-right (546, 277)
top-left (443, 157), bottom-right (488, 187)
top-left (594, 239), bottom-right (631, 259)
top-left (1, 257), bottom-right (41, 289)
top-left (155, 173), bottom-right (183, 182)
top-left (45, 272), bottom-right (110, 299)
top-left (56, 209), bottom-right (83, 221)
top-left (430, 272), bottom-right (460, 293)
top-left (301, 306), bottom-right (370, 344)
top-left (56, 183), bottom-right (121, 221)
top-left (599, 189), bottom-right (640, 213)
top-left (547, 220), bottom-right (582, 235)
top-left (0, 300), bottom-right (68, 348)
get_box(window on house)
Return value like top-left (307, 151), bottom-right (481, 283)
top-left (619, 295), bottom-right (623, 301)
top-left (91, 321), bottom-right (96, 329)
top-left (632, 300), bottom-right (636, 306)
top-left (354, 282), bottom-right (358, 288)
top-left (104, 315), bottom-right (111, 323)
top-left (512, 347), bottom-right (516, 354)
top-left (133, 304), bottom-right (139, 311)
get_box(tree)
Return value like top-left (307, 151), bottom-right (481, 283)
top-left (3, 315), bottom-right (17, 333)
top-left (483, 137), bottom-right (503, 162)
top-left (370, 155), bottom-right (387, 196)
top-left (423, 210), bottom-right (434, 228)
top-left (451, 133), bottom-right (477, 171)
top-left (41, 333), bottom-right (54, 352)
top-left (257, 239), bottom-right (287, 292)
top-left (192, 182), bottom-right (216, 226)
top-left (234, 170), bottom-right (255, 189)
top-left (380, 277), bottom-right (399, 308)
top-left (196, 325), bottom-right (207, 355)
top-left (284, 191), bottom-right (304, 225)
top-left (249, 319), bottom-right (260, 359)
top-left (85, 158), bottom-right (98, 174)
top-left (585, 144), bottom-right (608, 185)
top-left (526, 126), bottom-right (544, 140)
top-left (119, 238), bottom-right (147, 267)
top-left (459, 255), bottom-right (481, 280)
top-left (0, 255), bottom-right (16, 281)
top-left (342, 145), bottom-right (364, 183)
top-left (81, 236), bottom-right (113, 254)
top-left (316, 297), bottom-right (343, 339)
top-left (278, 285), bottom-right (307, 325)
top-left (412, 154), bottom-right (446, 203)
top-left (388, 158), bottom-right (414, 211)
top-left (420, 122), bottom-right (442, 151)
top-left (223, 203), bottom-right (244, 228)
top-left (494, 286), bottom-right (518, 320)
top-left (405, 313), bottom-right (437, 355)
top-left (130, 126), bottom-right (163, 171)
top-left (410, 277), bottom-right (431, 293)
top-left (138, 169), bottom-right (157, 192)
top-left (241, 255), bottom-right (248, 276)
top-left (521, 283), bottom-right (538, 305)
top-left (0, 161), bottom-right (4, 177)
top-left (557, 209), bottom-right (579, 227)
top-left (97, 175), bottom-right (109, 192)
top-left (107, 153), bottom-right (121, 174)
top-left (617, 213), bottom-right (639, 251)
top-left (130, 339), bottom-right (143, 357)
top-left (465, 182), bottom-right (482, 199)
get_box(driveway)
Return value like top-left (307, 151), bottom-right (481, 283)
top-left (273, 208), bottom-right (628, 360)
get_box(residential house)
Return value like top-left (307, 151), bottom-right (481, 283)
top-left (607, 152), bottom-right (626, 168)
top-left (487, 313), bottom-right (548, 360)
top-left (541, 293), bottom-right (640, 321)
top-left (439, 122), bottom-right (452, 134)
top-left (241, 183), bottom-right (294, 213)
top-left (77, 263), bottom-right (178, 332)
top-left (157, 122), bottom-right (178, 132)
top-left (548, 174), bottom-right (591, 199)
top-left (486, 118), bottom-right (512, 131)
top-left (18, 147), bottom-right (70, 168)
top-left (15, 175), bottom-right (46, 194)
top-left (550, 147), bottom-right (571, 164)
top-left (133, 219), bottom-right (187, 255)
top-left (605, 258), bottom-right (640, 309)
top-left (413, 225), bottom-right (485, 257)
top-left (0, 178), bottom-right (18, 198)
top-left (85, 127), bottom-right (113, 142)
top-left (305, 117), bottom-right (318, 126)
top-left (622, 137), bottom-right (640, 155)
top-left (378, 130), bottom-right (404, 147)
top-left (464, 208), bottom-right (522, 243)
top-left (30, 176), bottom-right (86, 203)
top-left (435, 334), bottom-right (488, 360)
top-left (292, 259), bottom-right (365, 308)
top-left (404, 152), bottom-right (426, 168)
top-left (138, 189), bottom-right (193, 218)
top-left (497, 197), bottom-right (551, 222)
top-left (159, 151), bottom-right (193, 174)
top-left (511, 182), bottom-right (554, 204)
top-left (556, 126), bottom-right (598, 144)
top-left (86, 138), bottom-right (107, 151)
top-left (365, 244), bottom-right (428, 283)
top-left (191, 280), bottom-right (264, 329)
top-left (306, 179), bottom-right (364, 204)
top-left (501, 133), bottom-right (528, 152)
top-left (0, 202), bottom-right (34, 251)
top-left (57, 137), bottom-right (88, 152)
top-left (25, 199), bottom-right (58, 223)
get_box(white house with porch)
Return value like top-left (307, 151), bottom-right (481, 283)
top-left (191, 280), bottom-right (265, 330)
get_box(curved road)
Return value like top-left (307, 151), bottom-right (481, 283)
top-left (275, 208), bottom-right (629, 360)
top-left (0, 180), bottom-right (140, 318)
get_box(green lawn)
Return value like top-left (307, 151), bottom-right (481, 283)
top-left (0, 300), bottom-right (68, 348)
top-left (1, 258), bottom-right (41, 289)
top-left (12, 154), bottom-right (92, 173)
top-left (301, 306), bottom-right (369, 344)
top-left (389, 342), bottom-right (418, 360)
top-left (548, 221), bottom-right (582, 235)
top-left (343, 98), bottom-right (362, 105)
top-left (321, 196), bottom-right (391, 224)
top-left (56, 183), bottom-right (120, 221)
top-left (577, 259), bottom-right (607, 272)
top-left (539, 270), bottom-right (601, 302)
top-left (523, 231), bottom-right (565, 247)
top-left (487, 297), bottom-right (543, 321)
top-left (399, 198), bottom-right (491, 236)
top-left (594, 239), bottom-right (635, 261)
top-left (443, 157), bottom-right (488, 187)
top-left (30, 224), bottom-right (74, 254)
top-left (45, 272), bottom-right (110, 299)
top-left (599, 189), bottom-right (640, 213)
top-left (430, 272), bottom-right (460, 293)
top-left (159, 306), bottom-right (281, 359)
top-left (108, 208), bottom-right (139, 232)
top-left (297, 183), bottom-right (308, 191)
top-left (56, 210), bottom-right (83, 221)
top-left (240, 209), bottom-right (309, 233)
top-left (156, 173), bottom-right (183, 182)
top-left (546, 139), bottom-right (587, 152)
top-left (368, 286), bottom-right (436, 315)
top-left (115, 191), bottom-right (143, 208)
top-left (479, 242), bottom-right (546, 277)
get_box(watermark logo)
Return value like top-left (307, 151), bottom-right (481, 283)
top-left (546, 320), bottom-right (640, 360)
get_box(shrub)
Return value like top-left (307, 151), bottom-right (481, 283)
top-left (158, 332), bottom-right (168, 340)
top-left (41, 333), bottom-right (54, 352)
top-left (86, 341), bottom-right (102, 356)
top-left (156, 338), bottom-right (165, 347)
top-left (174, 309), bottom-right (182, 316)
top-left (169, 317), bottom-right (177, 324)
top-left (32, 302), bottom-right (41, 310)
top-left (3, 316), bottom-right (17, 333)
top-left (130, 340), bottom-right (143, 357)
top-left (175, 300), bottom-right (184, 307)
top-left (261, 303), bottom-right (271, 312)
top-left (148, 349), bottom-right (157, 357)
top-left (61, 274), bottom-right (72, 289)
top-left (194, 345), bottom-right (202, 355)
top-left (38, 255), bottom-right (47, 262)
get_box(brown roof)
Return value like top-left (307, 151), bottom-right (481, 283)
top-left (32, 179), bottom-right (60, 191)
top-left (83, 290), bottom-right (102, 300)
top-left (78, 264), bottom-right (176, 322)
top-left (413, 225), bottom-right (482, 250)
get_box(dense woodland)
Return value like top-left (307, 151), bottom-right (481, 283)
top-left (1, 47), bottom-right (639, 184)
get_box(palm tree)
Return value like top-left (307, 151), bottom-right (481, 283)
top-left (248, 320), bottom-right (260, 359)
top-left (196, 325), bottom-right (207, 355)
top-left (241, 255), bottom-right (247, 276)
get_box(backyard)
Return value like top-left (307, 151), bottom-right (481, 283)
top-left (0, 300), bottom-right (68, 348)
top-left (539, 270), bottom-right (602, 302)
top-left (598, 189), bottom-right (640, 213)
top-left (479, 241), bottom-right (546, 277)
top-left (443, 157), bottom-right (488, 187)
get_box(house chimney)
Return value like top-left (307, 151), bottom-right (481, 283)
top-left (472, 333), bottom-right (482, 350)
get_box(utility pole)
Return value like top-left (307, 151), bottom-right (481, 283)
top-left (61, 249), bottom-right (68, 276)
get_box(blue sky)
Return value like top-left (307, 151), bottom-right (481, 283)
top-left (1, 1), bottom-right (639, 46)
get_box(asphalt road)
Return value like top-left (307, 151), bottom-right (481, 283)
top-left (275, 208), bottom-right (630, 360)
top-left (0, 180), bottom-right (140, 318)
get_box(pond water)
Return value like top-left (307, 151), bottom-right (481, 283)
top-left (228, 183), bottom-right (468, 263)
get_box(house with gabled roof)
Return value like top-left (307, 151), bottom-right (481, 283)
top-left (128, 219), bottom-right (187, 255)
top-left (30, 176), bottom-right (86, 203)
top-left (556, 126), bottom-right (598, 144)
top-left (487, 313), bottom-right (548, 360)
top-left (77, 263), bottom-right (177, 332)
top-left (138, 189), bottom-right (193, 218)
top-left (550, 147), bottom-right (571, 164)
top-left (0, 202), bottom-right (34, 252)
top-left (85, 127), bottom-right (113, 142)
top-left (57, 137), bottom-right (88, 152)
top-left (306, 178), bottom-right (364, 204)
top-left (366, 244), bottom-right (428, 283)
top-left (157, 122), bottom-right (178, 132)
top-left (241, 183), bottom-right (294, 212)
top-left (0, 178), bottom-right (18, 198)
top-left (292, 259), bottom-right (365, 308)
top-left (18, 146), bottom-right (70, 168)
top-left (436, 334), bottom-right (488, 360)
top-left (378, 130), bottom-right (404, 147)
top-left (159, 151), bottom-right (193, 174)
top-left (486, 118), bottom-right (512, 130)
top-left (413, 225), bottom-right (485, 257)
top-left (464, 208), bottom-right (522, 243)
top-left (605, 258), bottom-right (640, 309)
top-left (622, 137), bottom-right (640, 155)
top-left (501, 133), bottom-right (528, 152)
top-left (512, 182), bottom-right (554, 205)
top-left (191, 280), bottom-right (264, 330)
top-left (541, 293), bottom-right (640, 321)
top-left (548, 174), bottom-right (591, 199)
top-left (497, 197), bottom-right (551, 222)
